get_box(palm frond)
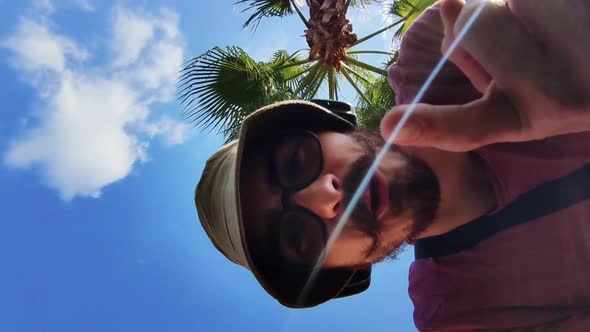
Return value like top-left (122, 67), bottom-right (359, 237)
top-left (390, 0), bottom-right (437, 37)
top-left (340, 53), bottom-right (373, 84)
top-left (355, 74), bottom-right (396, 131)
top-left (295, 61), bottom-right (329, 99)
top-left (268, 49), bottom-right (310, 93)
top-left (237, 0), bottom-right (295, 31)
top-left (178, 46), bottom-right (294, 142)
top-left (270, 49), bottom-right (294, 64)
top-left (341, 63), bottom-right (373, 85)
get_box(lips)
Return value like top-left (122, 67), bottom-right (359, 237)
top-left (361, 170), bottom-right (388, 220)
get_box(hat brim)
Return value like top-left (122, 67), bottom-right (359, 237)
top-left (235, 100), bottom-right (371, 308)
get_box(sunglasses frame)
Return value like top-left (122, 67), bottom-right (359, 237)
top-left (271, 130), bottom-right (329, 263)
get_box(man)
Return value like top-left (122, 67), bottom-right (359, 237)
top-left (196, 0), bottom-right (590, 330)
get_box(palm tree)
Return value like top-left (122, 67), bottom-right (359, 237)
top-left (355, 53), bottom-right (398, 131)
top-left (179, 0), bottom-right (434, 142)
top-left (390, 0), bottom-right (437, 36)
top-left (178, 48), bottom-right (301, 141)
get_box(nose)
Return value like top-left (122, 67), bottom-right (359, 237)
top-left (291, 174), bottom-right (343, 219)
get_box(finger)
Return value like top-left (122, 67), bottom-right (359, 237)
top-left (380, 85), bottom-right (523, 152)
top-left (440, 0), bottom-right (464, 36)
top-left (508, 0), bottom-right (590, 70)
top-left (454, 0), bottom-right (586, 107)
top-left (442, 41), bottom-right (491, 93)
top-left (440, 0), bottom-right (491, 93)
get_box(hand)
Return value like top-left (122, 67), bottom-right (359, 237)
top-left (381, 0), bottom-right (590, 152)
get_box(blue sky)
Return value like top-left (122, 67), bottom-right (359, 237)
top-left (0, 1), bottom-right (417, 331)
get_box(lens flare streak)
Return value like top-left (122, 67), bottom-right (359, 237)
top-left (296, 1), bottom-right (489, 307)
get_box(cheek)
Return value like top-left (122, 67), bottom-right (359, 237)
top-left (377, 152), bottom-right (408, 176)
top-left (318, 132), bottom-right (365, 173)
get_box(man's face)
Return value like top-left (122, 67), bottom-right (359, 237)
top-left (240, 129), bottom-right (440, 268)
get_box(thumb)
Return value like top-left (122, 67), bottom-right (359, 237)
top-left (380, 85), bottom-right (522, 152)
top-left (440, 0), bottom-right (464, 36)
top-left (440, 0), bottom-right (491, 93)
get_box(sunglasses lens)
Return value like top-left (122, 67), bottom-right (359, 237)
top-left (279, 210), bottom-right (327, 264)
top-left (274, 133), bottom-right (322, 189)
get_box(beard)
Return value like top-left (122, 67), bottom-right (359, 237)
top-left (341, 130), bottom-right (441, 262)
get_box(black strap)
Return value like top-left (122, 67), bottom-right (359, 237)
top-left (415, 163), bottom-right (590, 260)
top-left (308, 99), bottom-right (358, 127)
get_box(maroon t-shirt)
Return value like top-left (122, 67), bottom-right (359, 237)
top-left (390, 3), bottom-right (590, 331)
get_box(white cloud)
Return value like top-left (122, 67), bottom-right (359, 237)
top-left (347, 4), bottom-right (398, 53)
top-left (245, 28), bottom-right (290, 62)
top-left (130, 10), bottom-right (183, 102)
top-left (75, 0), bottom-right (94, 12)
top-left (3, 6), bottom-right (188, 200)
top-left (111, 7), bottom-right (155, 67)
top-left (32, 0), bottom-right (95, 14)
top-left (33, 0), bottom-right (55, 14)
top-left (349, 2), bottom-right (392, 35)
top-left (3, 18), bottom-right (88, 73)
top-left (135, 116), bottom-right (190, 146)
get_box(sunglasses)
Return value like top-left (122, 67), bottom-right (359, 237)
top-left (271, 130), bottom-right (329, 264)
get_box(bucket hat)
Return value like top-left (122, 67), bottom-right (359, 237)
top-left (195, 100), bottom-right (372, 308)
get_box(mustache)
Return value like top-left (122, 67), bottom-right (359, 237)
top-left (341, 154), bottom-right (383, 256)
top-left (337, 129), bottom-right (441, 262)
